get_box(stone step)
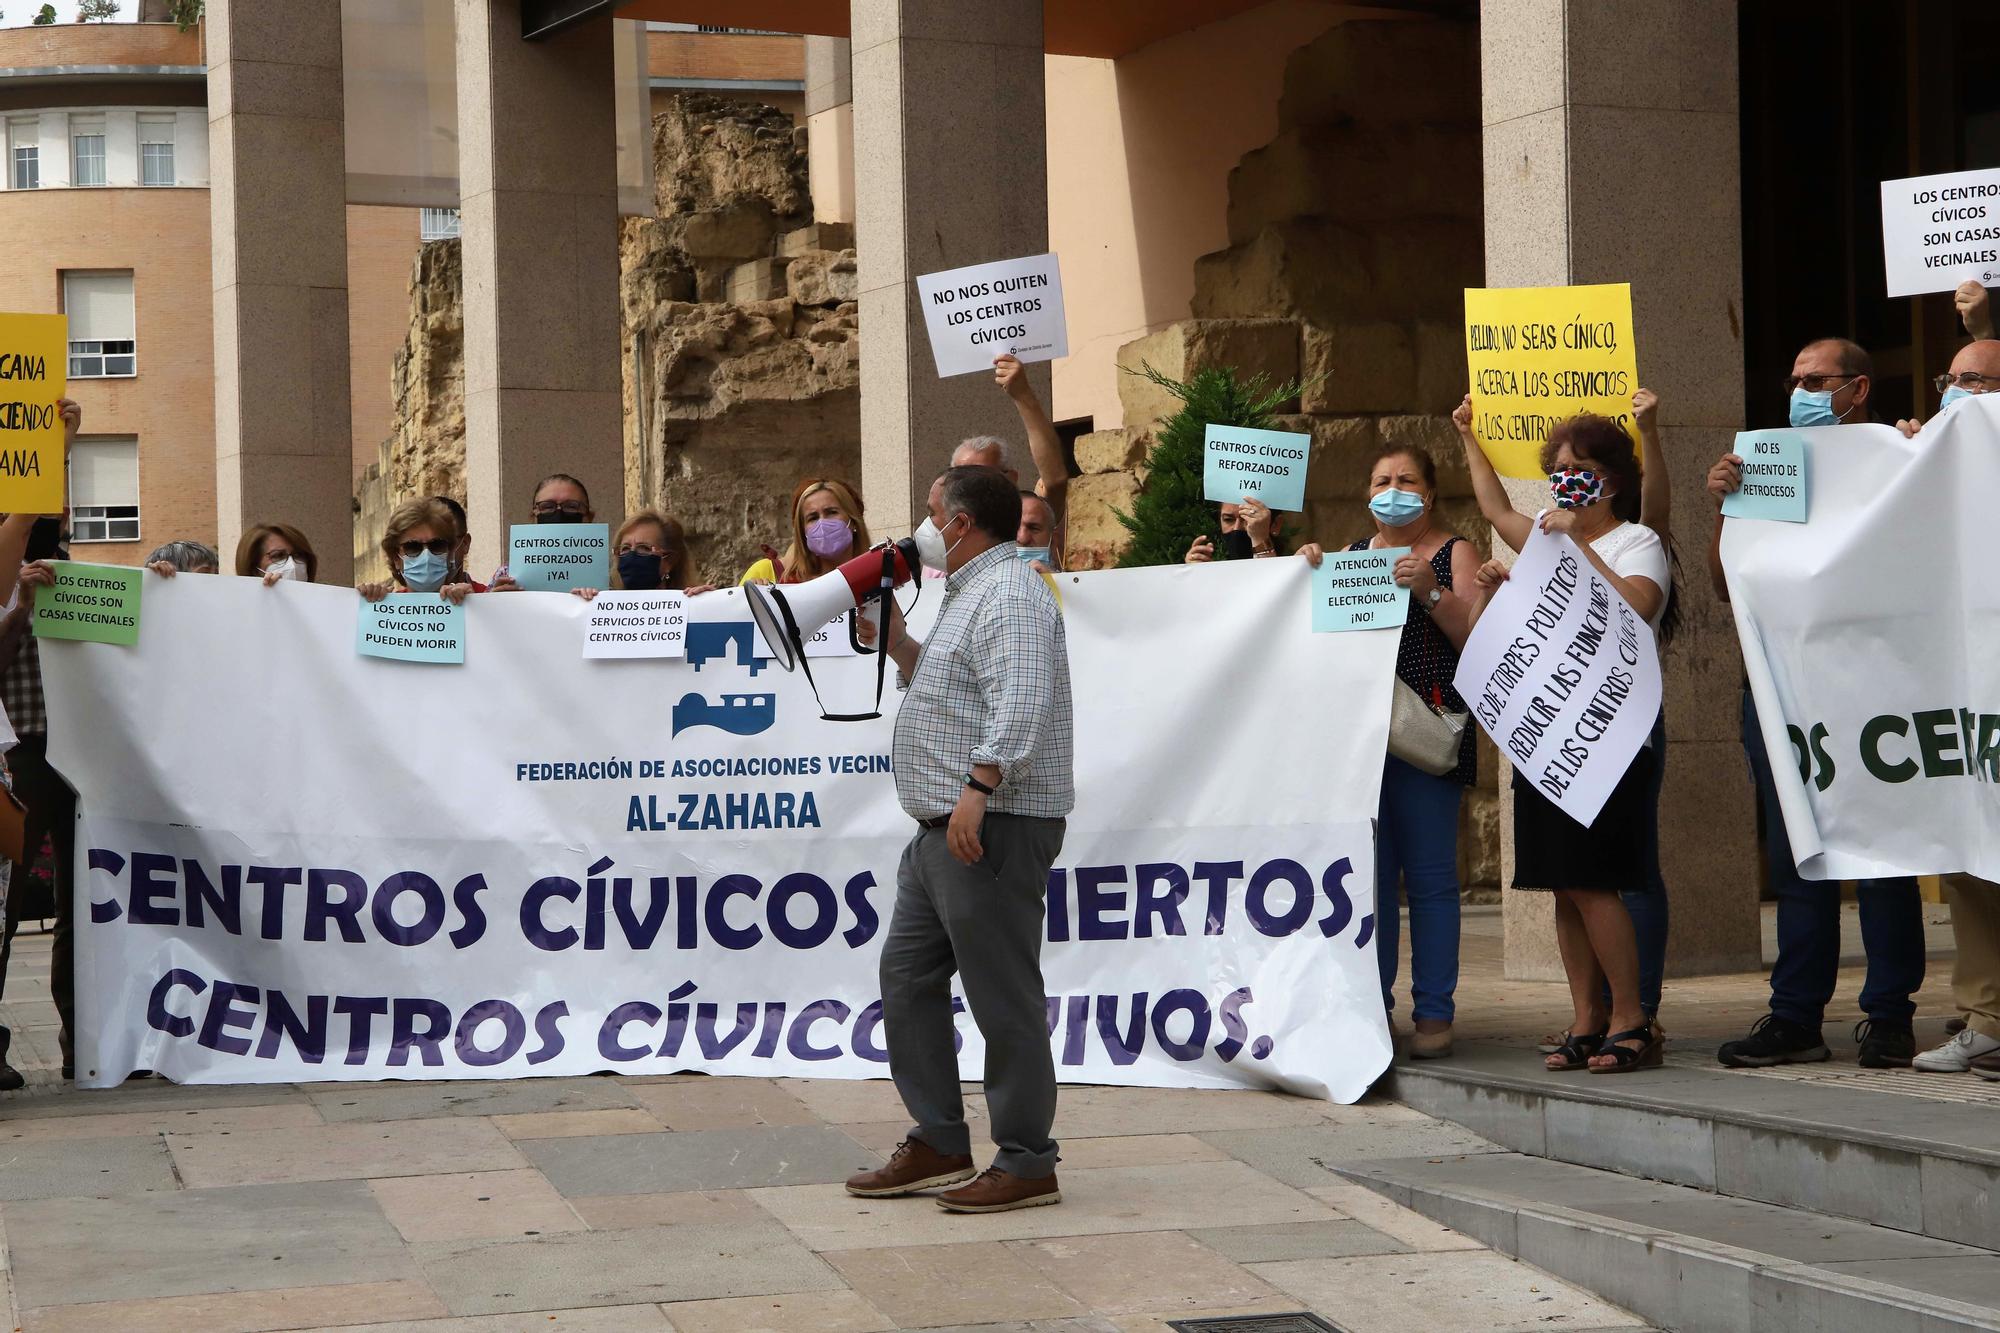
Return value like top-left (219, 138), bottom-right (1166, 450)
top-left (1389, 1041), bottom-right (2000, 1250)
top-left (1341, 1152), bottom-right (2000, 1333)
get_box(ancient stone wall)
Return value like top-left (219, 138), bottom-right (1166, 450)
top-left (355, 93), bottom-right (861, 587)
top-left (1067, 17), bottom-right (1500, 891)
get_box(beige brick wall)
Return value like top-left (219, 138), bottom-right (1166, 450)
top-left (0, 187), bottom-right (214, 569)
top-left (346, 204), bottom-right (424, 482)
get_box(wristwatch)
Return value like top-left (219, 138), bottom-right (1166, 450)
top-left (963, 773), bottom-right (995, 796)
top-left (1427, 587), bottom-right (1443, 607)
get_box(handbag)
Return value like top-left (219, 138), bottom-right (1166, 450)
top-left (1388, 677), bottom-right (1470, 777)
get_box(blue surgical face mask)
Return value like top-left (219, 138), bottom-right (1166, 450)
top-left (1017, 545), bottom-right (1051, 566)
top-left (1789, 387), bottom-right (1845, 428)
top-left (1940, 385), bottom-right (1972, 411)
top-left (400, 549), bottom-right (449, 592)
top-left (1368, 487), bottom-right (1426, 527)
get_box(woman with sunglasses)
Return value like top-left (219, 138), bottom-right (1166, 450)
top-left (357, 497), bottom-right (483, 603)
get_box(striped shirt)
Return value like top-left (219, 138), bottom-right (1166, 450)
top-left (892, 543), bottom-right (1074, 821)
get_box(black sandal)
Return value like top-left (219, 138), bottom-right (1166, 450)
top-left (1543, 1030), bottom-right (1605, 1072)
top-left (1588, 1023), bottom-right (1663, 1074)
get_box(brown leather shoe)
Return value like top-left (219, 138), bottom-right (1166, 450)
top-left (936, 1167), bottom-right (1060, 1213)
top-left (845, 1139), bottom-right (975, 1198)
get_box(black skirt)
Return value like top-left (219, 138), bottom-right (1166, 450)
top-left (1510, 744), bottom-right (1659, 892)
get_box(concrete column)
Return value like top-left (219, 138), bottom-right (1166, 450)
top-left (804, 37), bottom-right (854, 225)
top-left (1481, 0), bottom-right (1760, 980)
top-left (455, 0), bottom-right (624, 577)
top-left (852, 0), bottom-right (1051, 535)
top-left (207, 0), bottom-right (355, 583)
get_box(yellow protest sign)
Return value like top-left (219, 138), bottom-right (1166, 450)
top-left (1463, 284), bottom-right (1637, 478)
top-left (0, 313), bottom-right (67, 514)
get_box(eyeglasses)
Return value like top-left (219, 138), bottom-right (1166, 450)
top-left (1934, 371), bottom-right (2000, 394)
top-left (260, 551), bottom-right (293, 568)
top-left (532, 502), bottom-right (588, 516)
top-left (398, 538), bottom-right (455, 558)
top-left (617, 542), bottom-right (662, 557)
top-left (1783, 373), bottom-right (1857, 394)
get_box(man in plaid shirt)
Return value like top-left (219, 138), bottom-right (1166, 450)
top-left (846, 465), bottom-right (1074, 1214)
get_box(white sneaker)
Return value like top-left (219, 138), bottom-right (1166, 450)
top-left (1912, 1028), bottom-right (2000, 1072)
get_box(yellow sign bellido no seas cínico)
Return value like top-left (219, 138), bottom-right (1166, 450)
top-left (1463, 284), bottom-right (1637, 479)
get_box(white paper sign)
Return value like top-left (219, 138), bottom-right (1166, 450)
top-left (915, 253), bottom-right (1068, 378)
top-left (1453, 524), bottom-right (1662, 827)
top-left (1879, 167), bottom-right (2000, 298)
top-left (582, 590), bottom-right (686, 659)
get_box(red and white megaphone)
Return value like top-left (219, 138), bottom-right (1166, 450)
top-left (744, 537), bottom-right (922, 675)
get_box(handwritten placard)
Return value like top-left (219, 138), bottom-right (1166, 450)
top-left (1312, 547), bottom-right (1410, 633)
top-left (1453, 524), bottom-right (1662, 827)
top-left (1721, 431), bottom-right (1808, 523)
top-left (30, 560), bottom-right (139, 645)
top-left (1202, 424), bottom-right (1311, 512)
top-left (358, 595), bottom-right (465, 664)
top-left (915, 253), bottom-right (1068, 378)
top-left (1464, 283), bottom-right (1638, 479)
top-left (0, 313), bottom-right (67, 513)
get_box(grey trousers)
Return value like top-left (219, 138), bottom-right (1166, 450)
top-left (879, 812), bottom-right (1066, 1179)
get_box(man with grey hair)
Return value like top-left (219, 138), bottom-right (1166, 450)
top-left (145, 540), bottom-right (219, 576)
top-left (847, 463), bottom-right (1074, 1214)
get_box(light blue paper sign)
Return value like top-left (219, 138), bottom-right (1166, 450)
top-left (1312, 546), bottom-right (1411, 633)
top-left (507, 523), bottom-right (611, 590)
top-left (358, 595), bottom-right (466, 664)
top-left (1721, 431), bottom-right (1808, 523)
top-left (1203, 423), bottom-right (1312, 512)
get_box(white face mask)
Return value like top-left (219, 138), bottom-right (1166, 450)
top-left (912, 514), bottom-right (964, 572)
top-left (264, 557), bottom-right (303, 582)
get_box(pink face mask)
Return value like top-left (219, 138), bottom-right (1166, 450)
top-left (804, 516), bottom-right (851, 559)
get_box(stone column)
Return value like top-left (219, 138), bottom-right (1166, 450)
top-left (852, 0), bottom-right (1051, 535)
top-left (1481, 0), bottom-right (1761, 979)
top-left (455, 0), bottom-right (624, 576)
top-left (207, 0), bottom-right (355, 582)
top-left (804, 37), bottom-right (854, 226)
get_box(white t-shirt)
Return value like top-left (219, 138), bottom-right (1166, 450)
top-left (1587, 520), bottom-right (1670, 630)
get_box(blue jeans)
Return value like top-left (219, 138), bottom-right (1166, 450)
top-left (1376, 755), bottom-right (1465, 1024)
top-left (1741, 688), bottom-right (1924, 1028)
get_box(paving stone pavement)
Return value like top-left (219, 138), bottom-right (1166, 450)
top-left (0, 926), bottom-right (1645, 1332)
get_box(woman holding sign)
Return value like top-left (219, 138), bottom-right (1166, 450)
top-left (358, 498), bottom-right (482, 603)
top-left (1459, 404), bottom-right (1675, 1074)
top-left (1323, 445), bottom-right (1480, 1060)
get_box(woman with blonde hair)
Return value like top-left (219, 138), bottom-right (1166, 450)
top-left (358, 497), bottom-right (481, 603)
top-left (234, 522), bottom-right (318, 586)
top-left (741, 478), bottom-right (869, 584)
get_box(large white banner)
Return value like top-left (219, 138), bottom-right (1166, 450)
top-left (46, 563), bottom-right (1398, 1100)
top-left (1724, 396), bottom-right (2000, 880)
top-left (1454, 524), bottom-right (1661, 827)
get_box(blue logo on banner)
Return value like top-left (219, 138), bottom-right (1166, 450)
top-left (672, 692), bottom-right (776, 737)
top-left (686, 622), bottom-right (765, 675)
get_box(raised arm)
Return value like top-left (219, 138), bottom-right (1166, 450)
top-left (1633, 388), bottom-right (1669, 541)
top-left (1704, 451), bottom-right (1743, 602)
top-left (1453, 394), bottom-right (1533, 552)
top-left (994, 354), bottom-right (1069, 522)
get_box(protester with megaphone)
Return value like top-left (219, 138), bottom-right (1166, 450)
top-left (843, 465), bottom-right (1075, 1215)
